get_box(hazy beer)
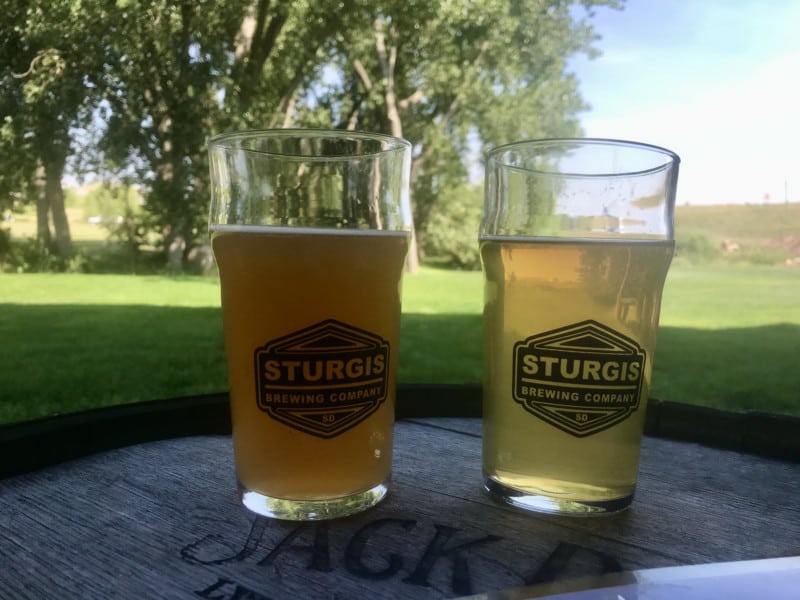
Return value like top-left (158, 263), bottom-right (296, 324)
top-left (481, 138), bottom-right (679, 514)
top-left (208, 130), bottom-right (412, 520)
top-left (212, 227), bottom-right (408, 505)
top-left (481, 237), bottom-right (673, 512)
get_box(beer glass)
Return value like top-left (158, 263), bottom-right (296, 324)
top-left (208, 130), bottom-right (412, 520)
top-left (480, 138), bottom-right (679, 515)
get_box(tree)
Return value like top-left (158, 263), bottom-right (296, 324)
top-left (0, 2), bottom-right (32, 216)
top-left (285, 0), bottom-right (620, 269)
top-left (94, 0), bottom-right (359, 267)
top-left (3, 0), bottom-right (622, 271)
top-left (91, 1), bottom-right (244, 268)
top-left (0, 0), bottom-right (109, 262)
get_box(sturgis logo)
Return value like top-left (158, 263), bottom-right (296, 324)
top-left (254, 320), bottom-right (390, 438)
top-left (513, 320), bottom-right (646, 437)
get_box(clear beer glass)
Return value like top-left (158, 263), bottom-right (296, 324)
top-left (208, 130), bottom-right (412, 520)
top-left (480, 138), bottom-right (680, 515)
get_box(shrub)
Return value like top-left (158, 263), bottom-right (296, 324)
top-left (675, 231), bottom-right (720, 264)
top-left (0, 227), bottom-right (10, 261)
top-left (0, 229), bottom-right (93, 273)
top-left (421, 183), bottom-right (483, 270)
top-left (730, 246), bottom-right (792, 266)
top-left (0, 236), bottom-right (65, 273)
top-left (104, 206), bottom-right (152, 274)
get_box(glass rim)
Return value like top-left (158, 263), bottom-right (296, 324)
top-left (208, 128), bottom-right (411, 161)
top-left (486, 137), bottom-right (680, 178)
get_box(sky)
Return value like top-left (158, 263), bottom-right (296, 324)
top-left (568, 0), bottom-right (800, 206)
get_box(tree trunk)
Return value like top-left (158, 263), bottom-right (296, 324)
top-left (164, 225), bottom-right (187, 273)
top-left (44, 155), bottom-right (72, 261)
top-left (34, 163), bottom-right (51, 248)
top-left (375, 18), bottom-right (420, 274)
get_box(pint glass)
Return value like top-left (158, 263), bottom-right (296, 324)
top-left (480, 138), bottom-right (679, 514)
top-left (208, 130), bottom-right (412, 520)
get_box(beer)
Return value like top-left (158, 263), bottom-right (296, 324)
top-left (211, 226), bottom-right (409, 505)
top-left (480, 236), bottom-right (673, 512)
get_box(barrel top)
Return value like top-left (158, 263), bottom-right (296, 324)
top-left (1, 416), bottom-right (798, 599)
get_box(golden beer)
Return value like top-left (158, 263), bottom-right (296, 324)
top-left (212, 226), bottom-right (409, 514)
top-left (481, 236), bottom-right (673, 513)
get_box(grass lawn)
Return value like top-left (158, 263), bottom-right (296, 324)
top-left (655, 265), bottom-right (800, 415)
top-left (1, 264), bottom-right (799, 423)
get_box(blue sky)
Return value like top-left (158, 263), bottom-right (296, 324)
top-left (569, 0), bottom-right (800, 205)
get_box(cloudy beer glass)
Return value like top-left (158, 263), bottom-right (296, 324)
top-left (481, 138), bottom-right (679, 514)
top-left (208, 130), bottom-right (411, 520)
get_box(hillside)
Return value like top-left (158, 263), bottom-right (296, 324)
top-left (674, 202), bottom-right (800, 265)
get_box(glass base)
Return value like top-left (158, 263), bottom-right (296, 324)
top-left (484, 477), bottom-right (633, 516)
top-left (239, 480), bottom-right (389, 521)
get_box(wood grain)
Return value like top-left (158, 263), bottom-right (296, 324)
top-left (0, 418), bottom-right (797, 599)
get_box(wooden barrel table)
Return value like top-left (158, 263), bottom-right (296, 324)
top-left (1, 385), bottom-right (798, 598)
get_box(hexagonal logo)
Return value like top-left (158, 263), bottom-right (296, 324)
top-left (513, 320), bottom-right (646, 437)
top-left (254, 319), bottom-right (390, 438)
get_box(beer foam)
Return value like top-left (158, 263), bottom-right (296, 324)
top-left (210, 224), bottom-right (409, 238)
top-left (479, 234), bottom-right (671, 244)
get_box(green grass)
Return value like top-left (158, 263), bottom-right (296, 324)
top-left (400, 267), bottom-right (483, 383)
top-left (1, 264), bottom-right (799, 423)
top-left (661, 265), bottom-right (800, 327)
top-left (0, 275), bottom-right (226, 422)
top-left (655, 265), bottom-right (800, 414)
